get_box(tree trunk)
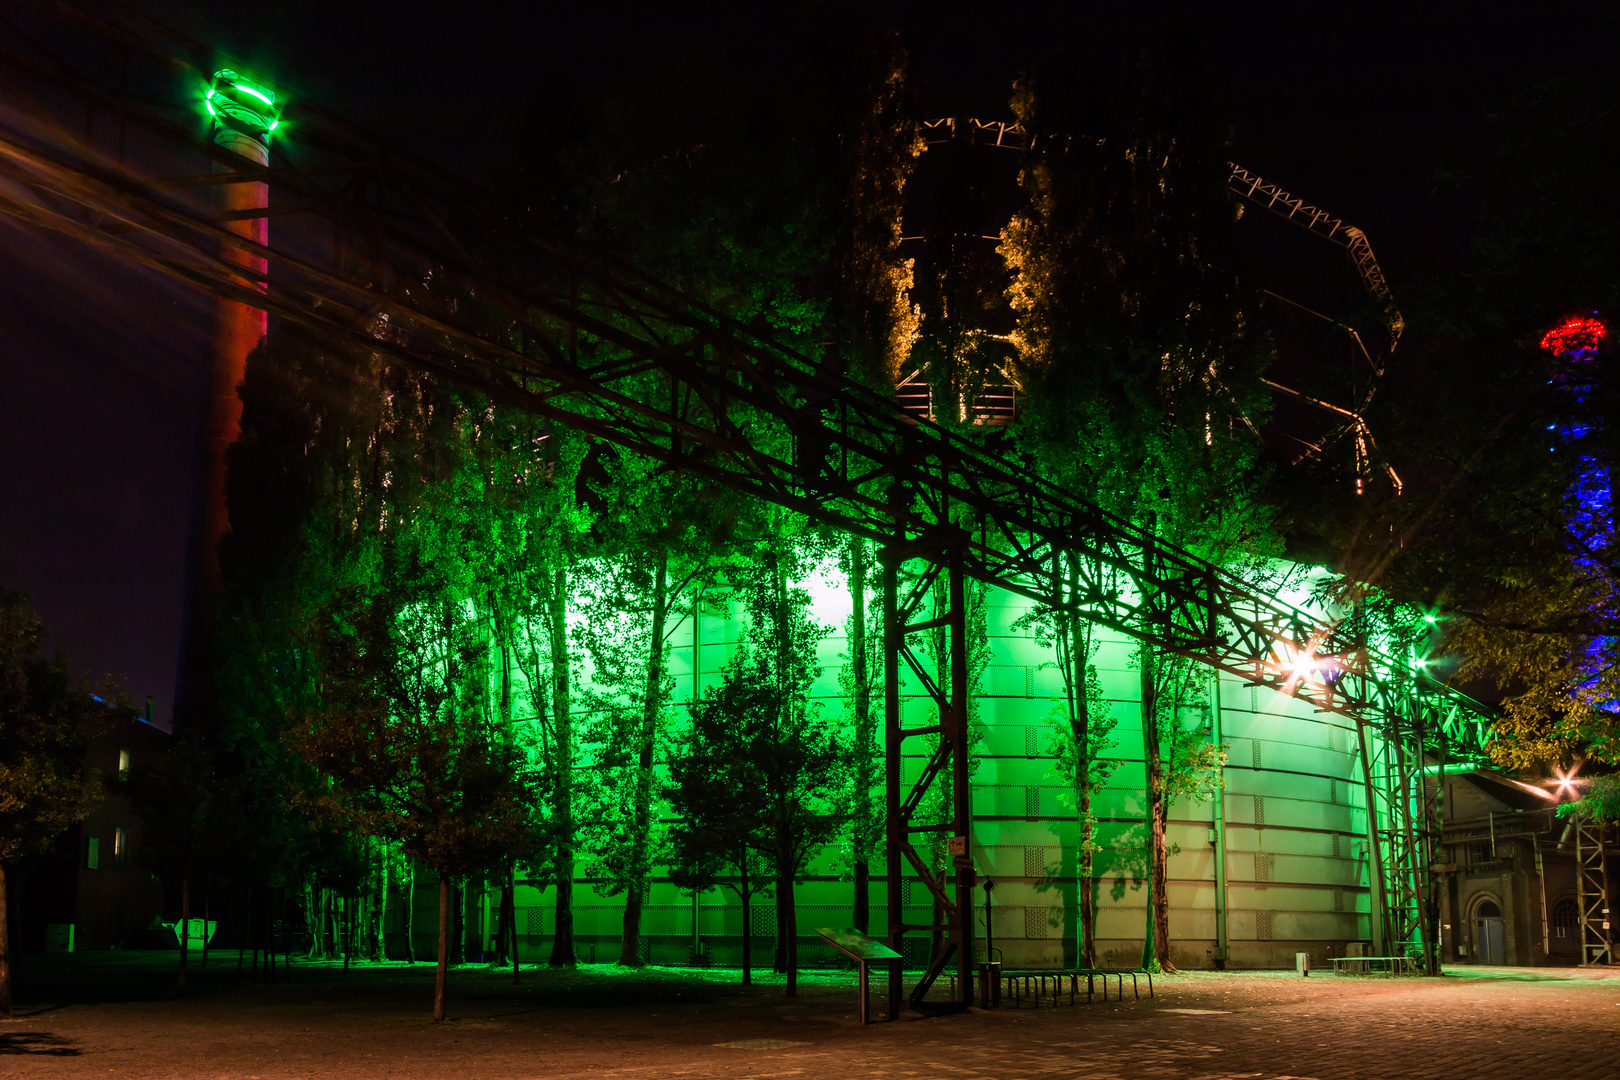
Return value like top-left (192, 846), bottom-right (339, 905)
top-left (1140, 647), bottom-right (1172, 971)
top-left (250, 886), bottom-right (259, 983)
top-left (620, 551), bottom-right (668, 966)
top-left (178, 869), bottom-right (191, 992)
top-left (549, 872), bottom-right (575, 968)
top-left (263, 888), bottom-right (275, 984)
top-left (343, 895), bottom-right (352, 972)
top-left (620, 888), bottom-right (645, 968)
top-left (849, 536), bottom-right (874, 936)
top-left (780, 869), bottom-right (798, 998)
top-left (302, 881), bottom-right (314, 959)
top-left (376, 850), bottom-right (388, 961)
top-left (1151, 797), bottom-right (1172, 969)
top-left (510, 866), bottom-right (521, 983)
top-left (494, 878), bottom-right (513, 966)
top-left (434, 875), bottom-right (450, 1021)
top-left (0, 860), bottom-right (12, 1018)
top-left (774, 896), bottom-right (786, 974)
top-left (451, 883), bottom-right (464, 966)
top-left (853, 863), bottom-right (870, 938)
top-left (1062, 578), bottom-right (1097, 970)
top-left (404, 863), bottom-right (416, 963)
top-left (1077, 781), bottom-right (1096, 968)
top-left (548, 565), bottom-right (577, 968)
top-left (236, 887), bottom-right (248, 981)
top-left (739, 853), bottom-right (752, 986)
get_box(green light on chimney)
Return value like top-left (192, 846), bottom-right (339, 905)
top-left (206, 69), bottom-right (281, 143)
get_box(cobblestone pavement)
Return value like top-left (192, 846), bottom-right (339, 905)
top-left (5, 955), bottom-right (1619, 1078)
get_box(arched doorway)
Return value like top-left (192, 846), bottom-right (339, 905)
top-left (1550, 896), bottom-right (1580, 957)
top-left (1474, 899), bottom-right (1505, 964)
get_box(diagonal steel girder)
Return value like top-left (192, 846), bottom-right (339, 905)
top-left (0, 3), bottom-right (1491, 750)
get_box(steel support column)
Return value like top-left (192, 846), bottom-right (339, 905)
top-left (1208, 669), bottom-right (1230, 967)
top-left (1355, 718), bottom-right (1390, 956)
top-left (1357, 714), bottom-right (1435, 969)
top-left (882, 528), bottom-right (974, 1015)
top-left (1415, 711), bottom-right (1445, 975)
top-left (1575, 816), bottom-right (1613, 966)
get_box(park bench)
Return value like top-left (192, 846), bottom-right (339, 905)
top-left (1331, 955), bottom-right (1419, 976)
top-left (947, 965), bottom-right (1154, 1007)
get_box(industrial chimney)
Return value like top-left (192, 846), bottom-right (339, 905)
top-left (172, 69), bottom-right (279, 729)
top-left (198, 68), bottom-right (277, 596)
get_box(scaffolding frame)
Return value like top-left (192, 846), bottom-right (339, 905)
top-left (1575, 816), bottom-right (1613, 966)
top-left (882, 527), bottom-right (975, 1013)
top-left (1355, 693), bottom-right (1449, 973)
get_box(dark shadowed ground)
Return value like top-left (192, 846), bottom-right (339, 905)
top-left (4, 952), bottom-right (1618, 1078)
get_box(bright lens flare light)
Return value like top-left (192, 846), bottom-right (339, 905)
top-left (1553, 766), bottom-right (1580, 796)
top-left (1272, 640), bottom-right (1343, 695)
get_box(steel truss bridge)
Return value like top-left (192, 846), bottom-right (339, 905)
top-left (0, 0), bottom-right (1521, 1007)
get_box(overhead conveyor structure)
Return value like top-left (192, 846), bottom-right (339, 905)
top-left (0, 0), bottom-right (1496, 1002)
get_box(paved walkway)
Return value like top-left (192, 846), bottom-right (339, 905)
top-left (4, 955), bottom-right (1618, 1078)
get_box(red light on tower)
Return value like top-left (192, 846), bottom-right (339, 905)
top-left (1540, 315), bottom-right (1607, 357)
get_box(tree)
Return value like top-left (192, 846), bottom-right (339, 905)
top-left (471, 415), bottom-right (590, 968)
top-left (217, 332), bottom-right (409, 976)
top-left (290, 569), bottom-right (542, 1020)
top-left (575, 445), bottom-right (729, 966)
top-left (1002, 33), bottom-right (1278, 969)
top-left (666, 685), bottom-right (777, 985)
top-left (0, 588), bottom-right (112, 1017)
top-left (130, 727), bottom-right (215, 991)
top-left (836, 538), bottom-right (881, 935)
top-left (718, 517), bottom-right (847, 996)
top-left (1014, 598), bottom-right (1119, 967)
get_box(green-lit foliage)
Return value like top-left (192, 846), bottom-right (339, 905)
top-left (471, 412), bottom-right (591, 967)
top-left (834, 537), bottom-right (881, 934)
top-left (224, 323), bottom-right (552, 1014)
top-left (291, 585), bottom-right (540, 880)
top-left (1001, 34), bottom-right (1279, 970)
top-left (575, 441), bottom-right (734, 965)
top-left (1557, 775), bottom-right (1620, 825)
top-left (217, 333), bottom-right (416, 930)
top-left (666, 688), bottom-right (779, 988)
top-left (291, 578), bottom-right (542, 1018)
top-left (1015, 596), bottom-right (1118, 968)
top-left (670, 520), bottom-right (847, 997)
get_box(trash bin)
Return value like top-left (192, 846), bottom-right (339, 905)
top-left (1295, 951), bottom-right (1311, 976)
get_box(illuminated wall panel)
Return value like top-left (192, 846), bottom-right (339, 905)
top-left (420, 557), bottom-right (1379, 971)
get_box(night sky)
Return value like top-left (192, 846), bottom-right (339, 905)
top-left (1, 0), bottom-right (1614, 726)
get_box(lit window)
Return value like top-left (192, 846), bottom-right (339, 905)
top-left (86, 836), bottom-right (99, 870)
top-left (117, 747), bottom-right (131, 781)
top-left (113, 827), bottom-right (129, 870)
